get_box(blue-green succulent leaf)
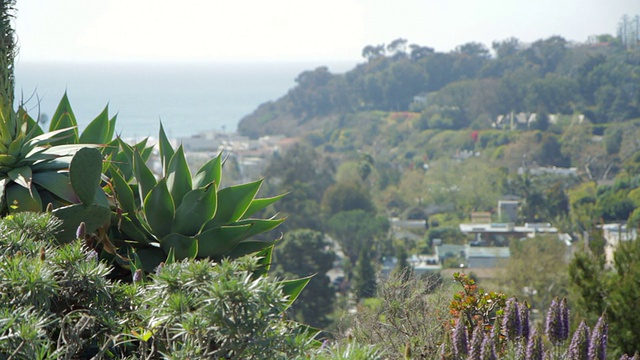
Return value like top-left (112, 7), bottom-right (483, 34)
top-left (280, 276), bottom-right (313, 309)
top-left (69, 147), bottom-right (103, 206)
top-left (195, 224), bottom-right (252, 258)
top-left (110, 168), bottom-right (135, 214)
top-left (172, 183), bottom-right (217, 236)
top-left (7, 166), bottom-right (32, 189)
top-left (160, 233), bottom-right (198, 260)
top-left (210, 179), bottom-right (262, 226)
top-left (158, 122), bottom-right (175, 172)
top-left (79, 105), bottom-right (111, 144)
top-left (32, 171), bottom-right (79, 203)
top-left (192, 153), bottom-right (222, 189)
top-left (6, 183), bottom-right (42, 213)
top-left (166, 146), bottom-right (192, 208)
top-left (242, 193), bottom-right (286, 220)
top-left (143, 178), bottom-right (175, 238)
top-left (133, 149), bottom-right (157, 202)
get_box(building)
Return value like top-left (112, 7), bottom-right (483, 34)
top-left (458, 222), bottom-right (558, 246)
top-left (498, 200), bottom-right (519, 223)
top-left (602, 223), bottom-right (637, 268)
top-left (381, 254), bottom-right (442, 277)
top-left (465, 245), bottom-right (510, 268)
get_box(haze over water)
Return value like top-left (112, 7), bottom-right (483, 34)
top-left (14, 61), bottom-right (355, 139)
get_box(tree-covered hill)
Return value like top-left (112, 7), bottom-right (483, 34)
top-left (238, 35), bottom-right (640, 139)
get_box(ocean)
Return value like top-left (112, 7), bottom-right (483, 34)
top-left (14, 61), bottom-right (355, 139)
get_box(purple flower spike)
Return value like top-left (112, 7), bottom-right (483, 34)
top-left (155, 262), bottom-right (165, 275)
top-left (560, 298), bottom-right (570, 341)
top-left (469, 325), bottom-right (483, 360)
top-left (452, 317), bottom-right (468, 358)
top-left (568, 320), bottom-right (590, 360)
top-left (525, 329), bottom-right (543, 360)
top-left (490, 314), bottom-right (502, 342)
top-left (133, 268), bottom-right (143, 284)
top-left (546, 297), bottom-right (563, 345)
top-left (481, 333), bottom-right (497, 360)
top-left (519, 301), bottom-right (531, 340)
top-left (502, 297), bottom-right (522, 341)
top-left (588, 314), bottom-right (608, 360)
top-left (85, 249), bottom-right (99, 263)
top-left (438, 342), bottom-right (447, 360)
top-left (76, 221), bottom-right (86, 240)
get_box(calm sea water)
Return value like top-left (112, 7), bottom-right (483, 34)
top-left (14, 61), bottom-right (354, 139)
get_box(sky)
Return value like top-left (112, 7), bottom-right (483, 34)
top-left (13, 0), bottom-right (640, 64)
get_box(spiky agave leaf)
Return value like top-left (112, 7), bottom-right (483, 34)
top-left (107, 123), bottom-right (286, 272)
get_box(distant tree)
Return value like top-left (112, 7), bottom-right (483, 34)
top-left (525, 36), bottom-right (568, 74)
top-left (577, 53), bottom-right (607, 104)
top-left (386, 38), bottom-right (408, 58)
top-left (538, 133), bottom-right (569, 167)
top-left (596, 189), bottom-right (635, 222)
top-left (393, 245), bottom-right (412, 281)
top-left (353, 247), bottom-right (377, 301)
top-left (570, 238), bottom-right (640, 357)
top-left (326, 209), bottom-right (390, 267)
top-left (544, 180), bottom-right (570, 220)
top-left (498, 235), bottom-right (570, 314)
top-left (530, 108), bottom-right (549, 131)
top-left (452, 42), bottom-right (490, 79)
top-left (271, 229), bottom-right (336, 328)
top-left (264, 143), bottom-right (334, 233)
top-left (603, 125), bottom-right (624, 156)
top-left (362, 44), bottom-right (386, 60)
top-left (321, 181), bottom-right (375, 215)
top-left (420, 52), bottom-right (457, 91)
top-left (524, 74), bottom-right (577, 114)
top-left (492, 37), bottom-right (521, 58)
top-left (409, 44), bottom-right (434, 61)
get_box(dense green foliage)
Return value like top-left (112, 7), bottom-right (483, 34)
top-left (0, 212), bottom-right (321, 359)
top-left (6, 2), bottom-right (640, 356)
top-left (498, 235), bottom-right (570, 315)
top-left (570, 237), bottom-right (640, 358)
top-left (240, 36), bottom-right (640, 138)
top-left (271, 229), bottom-right (336, 328)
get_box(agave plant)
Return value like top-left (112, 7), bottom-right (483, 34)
top-left (106, 125), bottom-right (286, 272)
top-left (0, 90), bottom-right (119, 241)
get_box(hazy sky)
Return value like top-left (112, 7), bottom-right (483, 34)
top-left (14, 0), bottom-right (640, 63)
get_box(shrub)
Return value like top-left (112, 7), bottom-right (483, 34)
top-left (339, 270), bottom-right (450, 358)
top-left (131, 256), bottom-right (316, 359)
top-left (0, 212), bottom-right (319, 359)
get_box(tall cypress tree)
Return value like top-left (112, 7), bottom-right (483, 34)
top-left (353, 247), bottom-right (377, 301)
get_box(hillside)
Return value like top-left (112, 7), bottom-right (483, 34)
top-left (244, 34), bottom-right (640, 232)
top-left (238, 35), bottom-right (640, 141)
